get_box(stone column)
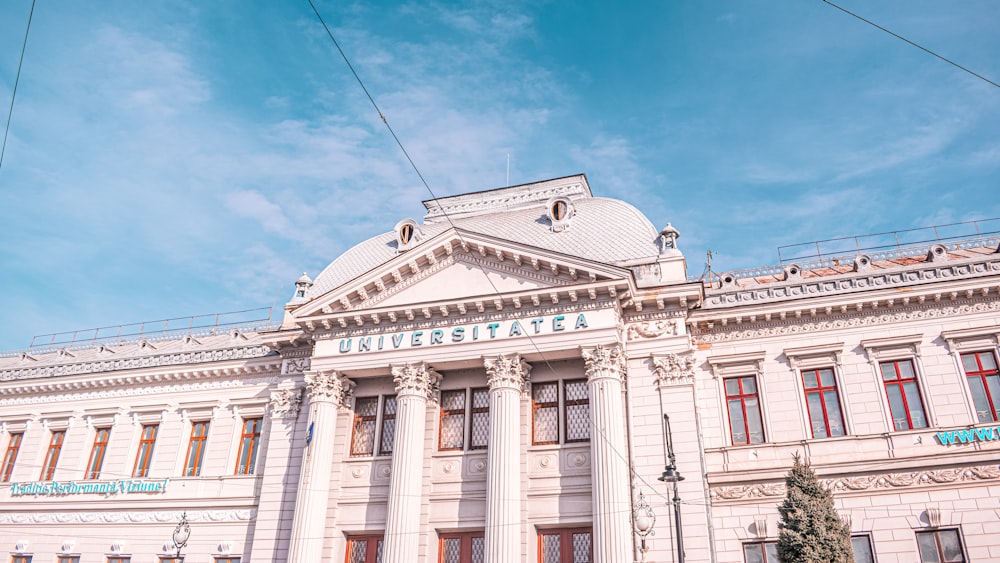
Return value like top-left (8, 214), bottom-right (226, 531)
top-left (287, 370), bottom-right (353, 563)
top-left (483, 354), bottom-right (531, 563)
top-left (383, 363), bottom-right (439, 563)
top-left (583, 344), bottom-right (633, 563)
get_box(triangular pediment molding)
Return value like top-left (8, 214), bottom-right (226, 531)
top-left (291, 229), bottom-right (634, 324)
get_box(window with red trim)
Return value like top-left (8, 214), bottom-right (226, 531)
top-left (345, 534), bottom-right (384, 563)
top-left (378, 397), bottom-right (397, 456)
top-left (235, 418), bottom-right (261, 475)
top-left (532, 380), bottom-right (590, 446)
top-left (351, 397), bottom-right (379, 456)
top-left (133, 424), bottom-right (158, 477)
top-left (743, 541), bottom-right (778, 562)
top-left (538, 527), bottom-right (592, 563)
top-left (1, 432), bottom-right (22, 482)
top-left (11, 555), bottom-right (32, 563)
top-left (438, 388), bottom-right (490, 452)
top-left (40, 430), bottom-right (65, 480)
top-left (879, 359), bottom-right (928, 430)
top-left (439, 531), bottom-right (485, 563)
top-left (801, 368), bottom-right (846, 438)
top-left (86, 428), bottom-right (111, 479)
top-left (725, 376), bottom-right (765, 445)
top-left (184, 421), bottom-right (210, 476)
top-left (961, 351), bottom-right (1000, 423)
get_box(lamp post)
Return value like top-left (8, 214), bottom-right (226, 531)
top-left (172, 511), bottom-right (190, 559)
top-left (633, 491), bottom-right (655, 562)
top-left (657, 414), bottom-right (684, 563)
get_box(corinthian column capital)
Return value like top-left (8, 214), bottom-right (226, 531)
top-left (651, 353), bottom-right (696, 388)
top-left (484, 354), bottom-right (532, 392)
top-left (391, 362), bottom-right (440, 401)
top-left (303, 370), bottom-right (355, 408)
top-left (582, 344), bottom-right (625, 382)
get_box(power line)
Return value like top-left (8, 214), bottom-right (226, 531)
top-left (1, 0), bottom-right (36, 171)
top-left (821, 0), bottom-right (1000, 90)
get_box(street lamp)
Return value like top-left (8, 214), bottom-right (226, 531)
top-left (172, 512), bottom-right (191, 559)
top-left (633, 491), bottom-right (656, 562)
top-left (657, 414), bottom-right (685, 563)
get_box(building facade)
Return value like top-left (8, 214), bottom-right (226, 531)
top-left (1, 174), bottom-right (999, 562)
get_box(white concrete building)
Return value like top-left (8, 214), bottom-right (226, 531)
top-left (1, 174), bottom-right (998, 563)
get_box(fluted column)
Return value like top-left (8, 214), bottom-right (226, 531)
top-left (383, 363), bottom-right (439, 563)
top-left (483, 354), bottom-right (531, 563)
top-left (288, 371), bottom-right (353, 563)
top-left (583, 344), bottom-right (633, 563)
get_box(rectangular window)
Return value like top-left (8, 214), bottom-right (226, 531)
top-left (57, 557), bottom-right (81, 563)
top-left (1, 432), bottom-right (22, 482)
top-left (851, 534), bottom-right (875, 563)
top-left (40, 430), bottom-right (66, 480)
top-left (11, 556), bottom-right (32, 563)
top-left (214, 558), bottom-right (240, 563)
top-left (107, 558), bottom-right (131, 563)
top-left (532, 381), bottom-right (590, 446)
top-left (184, 421), bottom-right (210, 476)
top-left (538, 527), bottom-right (592, 563)
top-left (351, 397), bottom-right (379, 456)
top-left (133, 424), bottom-right (158, 477)
top-left (86, 427), bottom-right (111, 480)
top-left (726, 376), bottom-right (765, 445)
top-left (378, 396), bottom-right (398, 456)
top-left (346, 534), bottom-right (384, 563)
top-left (880, 359), bottom-right (928, 430)
top-left (802, 368), bottom-right (846, 438)
top-left (743, 541), bottom-right (778, 563)
top-left (439, 531), bottom-right (485, 563)
top-left (916, 529), bottom-right (965, 562)
top-left (235, 418), bottom-right (261, 475)
top-left (439, 390), bottom-right (467, 450)
top-left (438, 388), bottom-right (490, 452)
top-left (961, 351), bottom-right (1000, 423)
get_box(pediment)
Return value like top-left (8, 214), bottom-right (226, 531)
top-left (291, 231), bottom-right (631, 321)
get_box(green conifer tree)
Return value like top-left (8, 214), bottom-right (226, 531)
top-left (776, 454), bottom-right (853, 563)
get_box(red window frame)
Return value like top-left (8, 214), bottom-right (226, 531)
top-left (235, 418), bottom-right (261, 475)
top-left (58, 556), bottom-right (81, 563)
top-left (438, 531), bottom-right (485, 563)
top-left (1, 432), bottom-right (23, 482)
top-left (469, 387), bottom-right (489, 450)
top-left (12, 556), bottom-right (33, 563)
top-left (40, 430), bottom-right (66, 480)
top-left (725, 376), bottom-right (765, 445)
top-left (107, 557), bottom-right (132, 563)
top-left (743, 541), bottom-right (778, 562)
top-left (562, 379), bottom-right (590, 443)
top-left (86, 428), bottom-right (111, 479)
top-left (961, 351), bottom-right (1000, 423)
top-left (537, 527), bottom-right (592, 563)
top-left (801, 368), bottom-right (846, 438)
top-left (532, 382), bottom-right (560, 445)
top-left (350, 397), bottom-right (379, 456)
top-left (184, 421), bottom-right (210, 476)
top-left (132, 424), bottom-right (158, 477)
top-left (439, 390), bottom-right (467, 451)
top-left (345, 534), bottom-right (384, 563)
top-left (879, 359), bottom-right (928, 430)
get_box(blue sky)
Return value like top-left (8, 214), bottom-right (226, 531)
top-left (0, 1), bottom-right (997, 349)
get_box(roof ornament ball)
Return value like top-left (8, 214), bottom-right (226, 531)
top-left (290, 272), bottom-right (313, 304)
top-left (659, 223), bottom-right (680, 254)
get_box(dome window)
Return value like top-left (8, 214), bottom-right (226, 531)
top-left (394, 219), bottom-right (423, 252)
top-left (545, 196), bottom-right (575, 232)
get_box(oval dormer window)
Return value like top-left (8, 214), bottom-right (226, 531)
top-left (545, 196), bottom-right (574, 232)
top-left (394, 218), bottom-right (421, 253)
top-left (399, 223), bottom-right (414, 245)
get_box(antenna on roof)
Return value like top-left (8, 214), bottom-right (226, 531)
top-left (703, 249), bottom-right (716, 283)
top-left (506, 153), bottom-right (510, 187)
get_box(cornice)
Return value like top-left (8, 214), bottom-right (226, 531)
top-left (699, 255), bottom-right (999, 317)
top-left (0, 508), bottom-right (256, 525)
top-left (709, 464), bottom-right (1000, 501)
top-left (0, 345), bottom-right (277, 383)
top-left (692, 296), bottom-right (1000, 344)
top-left (423, 179), bottom-right (588, 220)
top-left (0, 375), bottom-right (279, 405)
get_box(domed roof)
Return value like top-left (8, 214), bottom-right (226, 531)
top-left (306, 175), bottom-right (663, 299)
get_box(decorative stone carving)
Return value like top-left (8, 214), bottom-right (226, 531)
top-left (281, 357), bottom-right (311, 376)
top-left (483, 354), bottom-right (531, 392)
top-left (626, 319), bottom-right (677, 340)
top-left (390, 362), bottom-right (440, 401)
top-left (269, 387), bottom-right (304, 417)
top-left (582, 344), bottom-right (625, 382)
top-left (694, 300), bottom-right (1000, 343)
top-left (303, 371), bottom-right (353, 407)
top-left (0, 509), bottom-right (255, 525)
top-left (709, 464), bottom-right (1000, 500)
top-left (651, 353), bottom-right (696, 388)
